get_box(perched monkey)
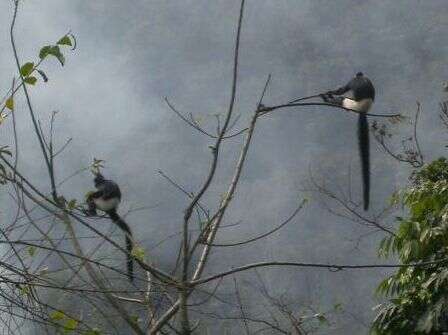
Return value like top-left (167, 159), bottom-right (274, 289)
top-left (86, 173), bottom-right (134, 281)
top-left (321, 72), bottom-right (375, 210)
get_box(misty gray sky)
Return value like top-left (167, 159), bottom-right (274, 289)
top-left (1, 1), bottom-right (448, 333)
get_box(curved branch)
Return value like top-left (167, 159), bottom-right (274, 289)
top-left (205, 199), bottom-right (306, 247)
top-left (259, 102), bottom-right (402, 118)
top-left (191, 258), bottom-right (448, 286)
top-left (165, 97), bottom-right (247, 139)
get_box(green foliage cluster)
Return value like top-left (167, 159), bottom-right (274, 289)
top-left (1, 33), bottom-right (75, 115)
top-left (372, 158), bottom-right (448, 334)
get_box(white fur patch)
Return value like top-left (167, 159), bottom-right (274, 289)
top-left (342, 98), bottom-right (373, 113)
top-left (93, 197), bottom-right (120, 212)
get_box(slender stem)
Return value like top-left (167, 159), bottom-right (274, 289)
top-left (191, 258), bottom-right (448, 286)
top-left (10, 0), bottom-right (57, 200)
top-left (260, 102), bottom-right (401, 118)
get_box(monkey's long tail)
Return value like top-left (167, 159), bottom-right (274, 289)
top-left (108, 210), bottom-right (134, 282)
top-left (358, 113), bottom-right (370, 211)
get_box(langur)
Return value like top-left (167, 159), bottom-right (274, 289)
top-left (321, 72), bottom-right (375, 210)
top-left (85, 173), bottom-right (134, 281)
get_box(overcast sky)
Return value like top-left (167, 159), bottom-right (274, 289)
top-left (1, 1), bottom-right (448, 333)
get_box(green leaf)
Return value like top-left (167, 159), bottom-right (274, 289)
top-left (84, 329), bottom-right (102, 335)
top-left (67, 199), bottom-right (77, 210)
top-left (130, 315), bottom-right (140, 324)
top-left (20, 62), bottom-right (34, 77)
top-left (131, 246), bottom-right (145, 262)
top-left (39, 45), bottom-right (53, 59)
top-left (63, 318), bottom-right (78, 333)
top-left (5, 97), bottom-right (14, 110)
top-left (24, 76), bottom-right (37, 85)
top-left (27, 246), bottom-right (36, 257)
top-left (50, 310), bottom-right (65, 321)
top-left (19, 285), bottom-right (30, 296)
top-left (39, 45), bottom-right (65, 66)
top-left (57, 35), bottom-right (72, 47)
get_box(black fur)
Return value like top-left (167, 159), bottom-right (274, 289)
top-left (322, 72), bottom-right (374, 211)
top-left (108, 209), bottom-right (134, 282)
top-left (358, 114), bottom-right (370, 210)
top-left (328, 72), bottom-right (375, 101)
top-left (86, 173), bottom-right (134, 282)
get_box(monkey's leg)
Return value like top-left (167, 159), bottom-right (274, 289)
top-left (358, 113), bottom-right (370, 210)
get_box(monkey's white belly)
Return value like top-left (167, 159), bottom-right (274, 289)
top-left (342, 98), bottom-right (372, 112)
top-left (93, 197), bottom-right (120, 212)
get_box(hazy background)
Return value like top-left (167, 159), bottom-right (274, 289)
top-left (1, 0), bottom-right (448, 333)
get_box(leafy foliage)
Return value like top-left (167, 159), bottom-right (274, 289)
top-left (39, 45), bottom-right (65, 66)
top-left (5, 97), bottom-right (14, 110)
top-left (372, 158), bottom-right (448, 334)
top-left (19, 62), bottom-right (34, 77)
top-left (57, 35), bottom-right (73, 47)
top-left (24, 76), bottom-right (37, 85)
top-left (90, 158), bottom-right (105, 175)
top-left (50, 310), bottom-right (79, 334)
top-left (131, 245), bottom-right (145, 262)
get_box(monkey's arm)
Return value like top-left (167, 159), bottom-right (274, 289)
top-left (320, 94), bottom-right (344, 106)
top-left (327, 84), bottom-right (350, 96)
top-left (84, 190), bottom-right (103, 216)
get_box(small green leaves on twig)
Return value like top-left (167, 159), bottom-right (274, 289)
top-left (5, 97), bottom-right (14, 110)
top-left (38, 33), bottom-right (76, 67)
top-left (63, 318), bottom-right (79, 333)
top-left (27, 246), bottom-right (37, 257)
top-left (58, 33), bottom-right (77, 50)
top-left (67, 199), bottom-right (77, 211)
top-left (57, 35), bottom-right (72, 47)
top-left (19, 284), bottom-right (31, 297)
top-left (19, 62), bottom-right (38, 85)
top-left (19, 62), bottom-right (34, 77)
top-left (24, 76), bottom-right (37, 85)
top-left (131, 245), bottom-right (145, 262)
top-left (50, 310), bottom-right (79, 334)
top-left (50, 310), bottom-right (65, 321)
top-left (90, 158), bottom-right (105, 175)
top-left (39, 45), bottom-right (65, 66)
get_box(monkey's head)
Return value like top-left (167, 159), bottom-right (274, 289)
top-left (93, 173), bottom-right (105, 187)
top-left (356, 72), bottom-right (364, 77)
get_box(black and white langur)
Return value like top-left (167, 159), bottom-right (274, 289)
top-left (85, 173), bottom-right (134, 281)
top-left (321, 72), bottom-right (375, 210)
